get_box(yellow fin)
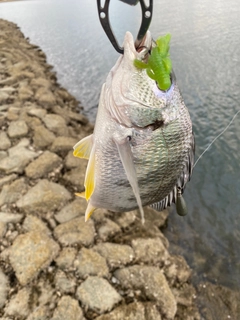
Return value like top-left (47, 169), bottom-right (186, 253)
top-left (73, 134), bottom-right (93, 159)
top-left (84, 145), bottom-right (96, 201)
top-left (85, 202), bottom-right (96, 222)
top-left (75, 192), bottom-right (86, 199)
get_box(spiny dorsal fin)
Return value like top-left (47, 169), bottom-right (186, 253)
top-left (73, 134), bottom-right (93, 159)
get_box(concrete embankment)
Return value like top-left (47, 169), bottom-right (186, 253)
top-left (1, 18), bottom-right (238, 320)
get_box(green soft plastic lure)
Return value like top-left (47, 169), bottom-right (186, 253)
top-left (134, 33), bottom-right (172, 91)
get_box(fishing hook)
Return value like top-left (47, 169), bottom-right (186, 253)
top-left (97, 0), bottom-right (153, 54)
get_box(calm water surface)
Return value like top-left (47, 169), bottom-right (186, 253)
top-left (0, 0), bottom-right (240, 290)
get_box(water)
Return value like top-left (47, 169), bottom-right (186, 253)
top-left (0, 0), bottom-right (240, 290)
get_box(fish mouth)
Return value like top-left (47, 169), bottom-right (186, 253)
top-left (123, 31), bottom-right (152, 62)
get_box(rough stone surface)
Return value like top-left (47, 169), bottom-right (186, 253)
top-left (9, 231), bottom-right (60, 285)
top-left (74, 247), bottom-right (109, 278)
top-left (164, 255), bottom-right (192, 285)
top-left (65, 150), bottom-right (82, 169)
top-left (16, 179), bottom-right (71, 214)
top-left (26, 306), bottom-right (49, 320)
top-left (54, 216), bottom-right (95, 246)
top-left (131, 237), bottom-right (169, 265)
top-left (27, 106), bottom-right (47, 119)
top-left (0, 131), bottom-right (11, 150)
top-left (55, 198), bottom-right (86, 223)
top-left (25, 151), bottom-right (62, 179)
top-left (7, 120), bottom-right (28, 138)
top-left (76, 276), bottom-right (122, 314)
top-left (93, 243), bottom-right (135, 269)
top-left (0, 178), bottom-right (28, 207)
top-left (98, 218), bottom-right (121, 241)
top-left (55, 247), bottom-right (77, 270)
top-left (33, 125), bottom-right (56, 148)
top-left (0, 268), bottom-right (8, 308)
top-left (54, 270), bottom-right (76, 294)
top-left (22, 215), bottom-right (51, 235)
top-left (52, 295), bottom-right (84, 320)
top-left (4, 287), bottom-right (31, 318)
top-left (96, 302), bottom-right (162, 320)
top-left (43, 113), bottom-right (68, 136)
top-left (114, 266), bottom-right (177, 319)
top-left (0, 173), bottom-right (17, 188)
top-left (50, 136), bottom-right (78, 155)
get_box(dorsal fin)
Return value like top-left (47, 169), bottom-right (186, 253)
top-left (73, 134), bottom-right (93, 159)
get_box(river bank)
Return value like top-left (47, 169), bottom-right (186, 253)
top-left (0, 18), bottom-right (239, 320)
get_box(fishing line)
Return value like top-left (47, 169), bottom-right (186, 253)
top-left (194, 109), bottom-right (240, 167)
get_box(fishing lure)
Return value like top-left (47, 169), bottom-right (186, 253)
top-left (134, 33), bottom-right (172, 91)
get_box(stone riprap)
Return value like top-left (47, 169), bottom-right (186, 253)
top-left (1, 18), bottom-right (237, 320)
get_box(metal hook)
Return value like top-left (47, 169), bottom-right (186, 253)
top-left (97, 0), bottom-right (153, 54)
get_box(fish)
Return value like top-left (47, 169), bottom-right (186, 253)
top-left (73, 31), bottom-right (194, 222)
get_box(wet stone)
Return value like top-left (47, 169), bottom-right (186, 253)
top-left (114, 265), bottom-right (177, 320)
top-left (25, 151), bottom-right (62, 179)
top-left (0, 131), bottom-right (11, 150)
top-left (33, 125), bottom-right (56, 148)
top-left (131, 237), bottom-right (169, 265)
top-left (74, 247), bottom-right (109, 278)
top-left (93, 243), bottom-right (135, 269)
top-left (54, 270), bottom-right (76, 294)
top-left (16, 179), bottom-right (71, 214)
top-left (164, 255), bottom-right (192, 285)
top-left (52, 295), bottom-right (84, 320)
top-left (0, 268), bottom-right (9, 308)
top-left (55, 247), bottom-right (77, 270)
top-left (4, 287), bottom-right (31, 318)
top-left (9, 231), bottom-right (60, 285)
top-left (55, 198), bottom-right (86, 223)
top-left (96, 302), bottom-right (162, 320)
top-left (98, 218), bottom-right (121, 241)
top-left (7, 120), bottom-right (28, 138)
top-left (54, 216), bottom-right (95, 246)
top-left (143, 207), bottom-right (169, 228)
top-left (76, 276), bottom-right (122, 314)
top-left (0, 178), bottom-right (28, 207)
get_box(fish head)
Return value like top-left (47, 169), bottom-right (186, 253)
top-left (105, 31), bottom-right (180, 128)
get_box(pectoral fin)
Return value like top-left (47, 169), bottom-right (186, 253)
top-left (73, 134), bottom-right (93, 159)
top-left (84, 144), bottom-right (96, 201)
top-left (114, 135), bottom-right (145, 223)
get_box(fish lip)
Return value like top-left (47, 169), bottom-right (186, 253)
top-left (123, 30), bottom-right (152, 59)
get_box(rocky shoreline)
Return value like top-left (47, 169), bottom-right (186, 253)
top-left (0, 18), bottom-right (239, 320)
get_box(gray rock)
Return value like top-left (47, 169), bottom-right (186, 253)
top-left (55, 198), bottom-right (86, 223)
top-left (27, 107), bottom-right (47, 119)
top-left (9, 231), bottom-right (60, 285)
top-left (76, 276), bottom-right (121, 314)
top-left (65, 150), bottom-right (82, 169)
top-left (0, 178), bottom-right (28, 207)
top-left (62, 165), bottom-right (87, 187)
top-left (96, 302), bottom-right (162, 320)
top-left (33, 125), bottom-right (56, 148)
top-left (0, 212), bottom-right (23, 224)
top-left (0, 131), bottom-right (11, 150)
top-left (54, 216), bottom-right (95, 246)
top-left (144, 207), bottom-right (169, 228)
top-left (35, 87), bottom-right (56, 108)
top-left (0, 90), bottom-right (9, 103)
top-left (55, 247), bottom-right (77, 270)
top-left (22, 215), bottom-right (51, 235)
top-left (50, 136), bottom-right (78, 156)
top-left (115, 210), bottom-right (136, 229)
top-left (0, 173), bottom-right (17, 188)
top-left (52, 295), bottom-right (84, 320)
top-left (114, 265), bottom-right (177, 319)
top-left (25, 151), bottom-right (62, 179)
top-left (18, 86), bottom-right (34, 101)
top-left (0, 268), bottom-right (8, 308)
top-left (98, 219), bottom-right (121, 241)
top-left (69, 111), bottom-right (89, 125)
top-left (54, 270), bottom-right (76, 294)
top-left (131, 238), bottom-right (169, 265)
top-left (42, 113), bottom-right (68, 136)
top-left (26, 305), bottom-right (49, 320)
top-left (0, 140), bottom-right (38, 174)
top-left (93, 243), bottom-right (134, 269)
top-left (74, 247), bottom-right (109, 278)
top-left (7, 120), bottom-right (28, 138)
top-left (16, 179), bottom-right (71, 214)
top-left (0, 221), bottom-right (7, 238)
top-left (164, 255), bottom-right (192, 285)
top-left (30, 77), bottom-right (51, 89)
top-left (4, 287), bottom-right (31, 318)
top-left (0, 150), bottom-right (7, 160)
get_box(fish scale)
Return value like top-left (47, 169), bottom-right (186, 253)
top-left (73, 31), bottom-right (194, 221)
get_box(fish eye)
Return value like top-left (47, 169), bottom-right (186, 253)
top-left (127, 136), bottom-right (132, 141)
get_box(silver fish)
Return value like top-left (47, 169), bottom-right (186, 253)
top-left (73, 31), bottom-right (194, 222)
